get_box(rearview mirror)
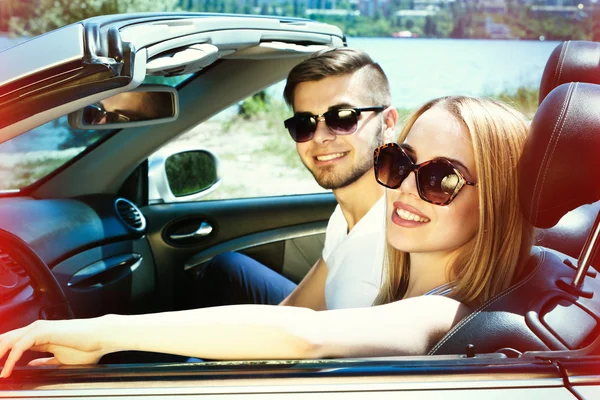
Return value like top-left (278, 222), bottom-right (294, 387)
top-left (68, 85), bottom-right (178, 130)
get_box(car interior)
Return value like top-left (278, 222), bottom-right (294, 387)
top-left (431, 39), bottom-right (600, 356)
top-left (0, 14), bottom-right (344, 367)
top-left (0, 13), bottom-right (599, 375)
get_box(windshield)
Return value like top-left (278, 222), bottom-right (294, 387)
top-left (0, 75), bottom-right (192, 192)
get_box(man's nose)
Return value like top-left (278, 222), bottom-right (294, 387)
top-left (311, 117), bottom-right (336, 144)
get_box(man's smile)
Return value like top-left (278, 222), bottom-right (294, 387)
top-left (314, 151), bottom-right (349, 163)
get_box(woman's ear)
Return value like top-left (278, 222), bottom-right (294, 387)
top-left (383, 107), bottom-right (399, 144)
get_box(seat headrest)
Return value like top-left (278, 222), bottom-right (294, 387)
top-left (519, 82), bottom-right (600, 229)
top-left (539, 40), bottom-right (600, 105)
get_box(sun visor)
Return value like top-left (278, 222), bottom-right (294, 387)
top-left (225, 42), bottom-right (334, 59)
top-left (146, 43), bottom-right (223, 76)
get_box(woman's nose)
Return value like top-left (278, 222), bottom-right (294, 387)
top-left (398, 170), bottom-right (420, 197)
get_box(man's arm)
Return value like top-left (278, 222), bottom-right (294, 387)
top-left (279, 257), bottom-right (328, 310)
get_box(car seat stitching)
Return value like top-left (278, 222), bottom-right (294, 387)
top-left (535, 83), bottom-right (575, 222)
top-left (429, 249), bottom-right (546, 354)
top-left (529, 83), bottom-right (573, 221)
top-left (531, 83), bottom-right (573, 218)
top-left (555, 41), bottom-right (569, 89)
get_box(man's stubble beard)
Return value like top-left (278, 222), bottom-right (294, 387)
top-left (304, 120), bottom-right (384, 190)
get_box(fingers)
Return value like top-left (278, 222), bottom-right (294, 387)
top-left (0, 321), bottom-right (49, 378)
top-left (0, 331), bottom-right (38, 378)
top-left (0, 326), bottom-right (28, 361)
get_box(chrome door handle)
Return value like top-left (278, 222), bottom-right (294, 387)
top-left (170, 222), bottom-right (213, 240)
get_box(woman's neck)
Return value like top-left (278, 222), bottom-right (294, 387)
top-left (404, 251), bottom-right (455, 298)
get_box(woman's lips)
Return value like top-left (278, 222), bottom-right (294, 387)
top-left (391, 201), bottom-right (430, 227)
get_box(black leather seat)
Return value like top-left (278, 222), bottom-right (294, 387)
top-left (430, 81), bottom-right (600, 356)
top-left (533, 40), bottom-right (600, 269)
top-left (538, 40), bottom-right (600, 104)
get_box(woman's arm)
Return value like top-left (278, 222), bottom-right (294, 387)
top-left (0, 295), bottom-right (469, 377)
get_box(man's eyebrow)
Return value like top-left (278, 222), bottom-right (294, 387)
top-left (294, 103), bottom-right (356, 115)
top-left (327, 102), bottom-right (355, 110)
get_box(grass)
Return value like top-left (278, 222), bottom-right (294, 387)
top-left (258, 138), bottom-right (304, 170)
top-left (490, 86), bottom-right (539, 119)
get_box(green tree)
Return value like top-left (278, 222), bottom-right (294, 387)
top-left (294, 0), bottom-right (306, 17)
top-left (10, 0), bottom-right (180, 36)
top-left (282, 0), bottom-right (294, 17)
top-left (424, 16), bottom-right (436, 37)
top-left (238, 90), bottom-right (270, 119)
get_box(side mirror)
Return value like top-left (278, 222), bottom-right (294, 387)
top-left (68, 85), bottom-right (178, 130)
top-left (148, 148), bottom-right (221, 204)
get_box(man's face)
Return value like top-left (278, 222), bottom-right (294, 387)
top-left (292, 73), bottom-right (387, 190)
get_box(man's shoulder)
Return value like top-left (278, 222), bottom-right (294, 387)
top-left (354, 195), bottom-right (386, 232)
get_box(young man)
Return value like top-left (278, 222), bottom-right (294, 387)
top-left (194, 47), bottom-right (398, 310)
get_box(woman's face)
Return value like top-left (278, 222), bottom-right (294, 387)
top-left (386, 107), bottom-right (479, 256)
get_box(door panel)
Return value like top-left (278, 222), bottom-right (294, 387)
top-left (282, 234), bottom-right (326, 283)
top-left (143, 193), bottom-right (336, 310)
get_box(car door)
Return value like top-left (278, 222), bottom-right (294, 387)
top-left (142, 81), bottom-right (340, 309)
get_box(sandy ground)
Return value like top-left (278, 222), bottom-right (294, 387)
top-left (164, 118), bottom-right (327, 200)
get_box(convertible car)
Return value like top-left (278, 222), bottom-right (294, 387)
top-left (0, 12), bottom-right (599, 399)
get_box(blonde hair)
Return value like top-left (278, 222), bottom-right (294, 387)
top-left (374, 96), bottom-right (534, 307)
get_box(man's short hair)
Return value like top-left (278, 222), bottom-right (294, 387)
top-left (283, 47), bottom-right (391, 109)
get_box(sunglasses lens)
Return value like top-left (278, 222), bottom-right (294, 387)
top-left (325, 109), bottom-right (358, 134)
top-left (83, 105), bottom-right (104, 125)
top-left (417, 162), bottom-right (460, 204)
top-left (285, 115), bottom-right (316, 143)
top-left (375, 145), bottom-right (411, 189)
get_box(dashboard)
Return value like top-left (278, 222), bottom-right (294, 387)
top-left (0, 195), bottom-right (157, 330)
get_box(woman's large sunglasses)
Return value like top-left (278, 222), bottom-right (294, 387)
top-left (284, 106), bottom-right (386, 143)
top-left (374, 143), bottom-right (477, 206)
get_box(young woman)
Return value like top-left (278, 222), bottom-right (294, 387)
top-left (0, 96), bottom-right (533, 378)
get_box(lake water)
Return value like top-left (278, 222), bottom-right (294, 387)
top-left (345, 37), bottom-right (562, 109)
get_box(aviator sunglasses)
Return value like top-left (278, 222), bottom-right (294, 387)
top-left (284, 106), bottom-right (387, 143)
top-left (374, 143), bottom-right (477, 206)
